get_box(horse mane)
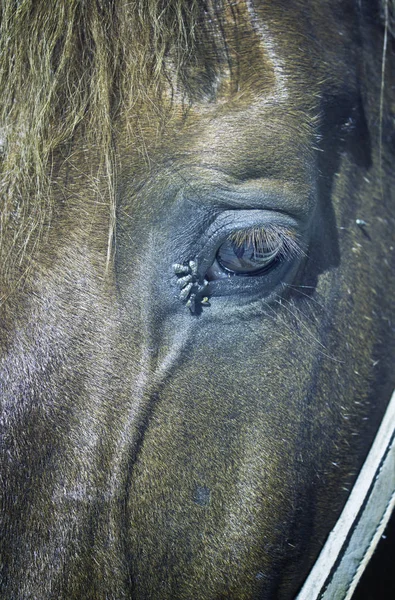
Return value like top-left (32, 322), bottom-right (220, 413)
top-left (0, 0), bottom-right (229, 277)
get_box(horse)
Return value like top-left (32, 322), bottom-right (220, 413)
top-left (1, 1), bottom-right (394, 598)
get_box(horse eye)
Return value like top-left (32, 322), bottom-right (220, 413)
top-left (210, 235), bottom-right (282, 277)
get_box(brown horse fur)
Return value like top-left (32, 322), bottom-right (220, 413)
top-left (1, 0), bottom-right (394, 280)
top-left (1, 1), bottom-right (395, 599)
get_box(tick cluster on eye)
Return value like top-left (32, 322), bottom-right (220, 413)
top-left (173, 260), bottom-right (209, 313)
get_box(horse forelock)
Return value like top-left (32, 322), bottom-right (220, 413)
top-left (0, 0), bottom-right (233, 278)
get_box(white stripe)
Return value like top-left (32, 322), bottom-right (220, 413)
top-left (246, 0), bottom-right (289, 103)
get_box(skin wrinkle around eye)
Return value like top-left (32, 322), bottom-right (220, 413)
top-left (174, 169), bottom-right (316, 221)
top-left (159, 174), bottom-right (314, 307)
top-left (170, 208), bottom-right (308, 307)
top-left (148, 169), bottom-right (314, 278)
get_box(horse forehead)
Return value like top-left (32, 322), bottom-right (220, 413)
top-left (123, 1), bottom-right (355, 170)
top-left (164, 0), bottom-right (352, 108)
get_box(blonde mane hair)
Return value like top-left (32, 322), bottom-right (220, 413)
top-left (0, 0), bottom-right (230, 278)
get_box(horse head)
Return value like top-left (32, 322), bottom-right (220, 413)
top-left (1, 1), bottom-right (394, 598)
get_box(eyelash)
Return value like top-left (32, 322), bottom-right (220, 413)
top-left (226, 224), bottom-right (304, 262)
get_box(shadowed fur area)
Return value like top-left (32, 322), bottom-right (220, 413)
top-left (1, 1), bottom-right (395, 600)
